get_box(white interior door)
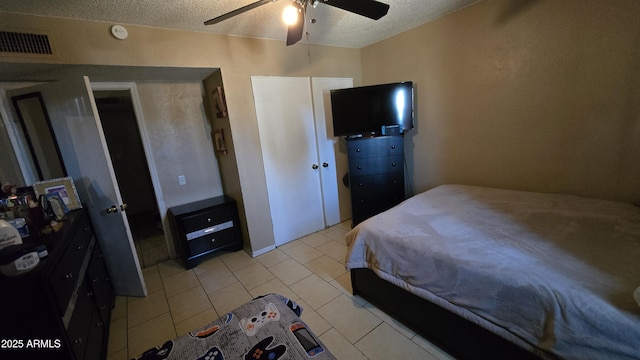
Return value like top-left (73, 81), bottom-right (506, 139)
top-left (252, 76), bottom-right (325, 246)
top-left (8, 76), bottom-right (146, 296)
top-left (311, 77), bottom-right (353, 226)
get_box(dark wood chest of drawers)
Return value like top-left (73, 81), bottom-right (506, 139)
top-left (347, 135), bottom-right (405, 226)
top-left (168, 195), bottom-right (243, 269)
top-left (0, 209), bottom-right (113, 360)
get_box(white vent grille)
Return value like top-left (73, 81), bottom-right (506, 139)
top-left (0, 31), bottom-right (52, 55)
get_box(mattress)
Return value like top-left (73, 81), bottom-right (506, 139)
top-left (131, 293), bottom-right (336, 360)
top-left (345, 184), bottom-right (640, 359)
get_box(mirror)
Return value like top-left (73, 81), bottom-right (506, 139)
top-left (10, 92), bottom-right (66, 181)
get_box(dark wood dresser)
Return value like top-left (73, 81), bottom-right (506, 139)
top-left (168, 195), bottom-right (243, 269)
top-left (347, 135), bottom-right (405, 226)
top-left (0, 209), bottom-right (113, 360)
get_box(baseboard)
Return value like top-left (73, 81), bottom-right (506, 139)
top-left (251, 244), bottom-right (276, 257)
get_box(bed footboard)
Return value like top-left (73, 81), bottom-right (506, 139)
top-left (351, 268), bottom-right (542, 360)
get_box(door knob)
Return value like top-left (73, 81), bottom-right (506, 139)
top-left (106, 205), bottom-right (118, 214)
top-left (322, 162), bottom-right (329, 168)
top-left (312, 164), bottom-right (319, 170)
top-left (120, 203), bottom-right (128, 211)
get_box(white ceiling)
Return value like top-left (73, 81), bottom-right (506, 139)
top-left (0, 0), bottom-right (479, 48)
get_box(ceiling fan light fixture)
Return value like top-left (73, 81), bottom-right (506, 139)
top-left (282, 3), bottom-right (301, 26)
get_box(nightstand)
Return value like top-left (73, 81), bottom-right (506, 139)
top-left (167, 195), bottom-right (243, 269)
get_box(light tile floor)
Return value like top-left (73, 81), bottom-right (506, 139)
top-left (106, 221), bottom-right (455, 360)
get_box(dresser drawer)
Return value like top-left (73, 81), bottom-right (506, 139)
top-left (351, 188), bottom-right (404, 208)
top-left (351, 193), bottom-right (403, 224)
top-left (84, 309), bottom-right (107, 360)
top-left (347, 136), bottom-right (403, 158)
top-left (182, 207), bottom-right (234, 234)
top-left (187, 227), bottom-right (237, 257)
top-left (347, 136), bottom-right (404, 159)
top-left (350, 173), bottom-right (404, 195)
top-left (50, 221), bottom-right (92, 314)
top-left (349, 155), bottom-right (403, 176)
top-left (67, 280), bottom-right (94, 360)
top-left (86, 243), bottom-right (113, 324)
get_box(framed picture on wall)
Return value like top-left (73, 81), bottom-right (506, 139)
top-left (212, 86), bottom-right (228, 118)
top-left (214, 129), bottom-right (227, 155)
top-left (33, 176), bottom-right (82, 210)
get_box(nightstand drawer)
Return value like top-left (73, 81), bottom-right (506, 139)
top-left (182, 208), bottom-right (234, 234)
top-left (185, 220), bottom-right (233, 241)
top-left (187, 227), bottom-right (237, 257)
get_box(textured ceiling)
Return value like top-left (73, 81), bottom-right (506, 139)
top-left (0, 0), bottom-right (479, 48)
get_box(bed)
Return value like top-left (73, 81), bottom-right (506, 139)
top-left (345, 184), bottom-right (640, 360)
top-left (131, 294), bottom-right (336, 360)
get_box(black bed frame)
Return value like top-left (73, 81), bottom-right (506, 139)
top-left (351, 268), bottom-right (544, 360)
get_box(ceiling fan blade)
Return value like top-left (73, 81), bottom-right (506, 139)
top-left (320, 0), bottom-right (389, 20)
top-left (204, 0), bottom-right (277, 25)
top-left (286, 5), bottom-right (305, 46)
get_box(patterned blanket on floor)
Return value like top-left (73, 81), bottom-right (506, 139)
top-left (131, 293), bottom-right (336, 360)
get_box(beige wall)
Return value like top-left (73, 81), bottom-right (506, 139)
top-left (0, 12), bottom-right (362, 253)
top-left (361, 0), bottom-right (640, 202)
top-left (134, 82), bottom-right (223, 208)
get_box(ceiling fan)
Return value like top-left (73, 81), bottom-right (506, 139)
top-left (204, 0), bottom-right (390, 46)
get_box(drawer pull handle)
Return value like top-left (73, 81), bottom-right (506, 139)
top-left (74, 338), bottom-right (82, 344)
top-left (96, 322), bottom-right (104, 327)
top-left (211, 238), bottom-right (215, 243)
top-left (357, 165), bottom-right (362, 169)
top-left (356, 148), bottom-right (361, 152)
top-left (65, 273), bottom-right (73, 279)
top-left (77, 245), bottom-right (83, 250)
top-left (392, 162), bottom-right (397, 167)
top-left (391, 145), bottom-right (396, 149)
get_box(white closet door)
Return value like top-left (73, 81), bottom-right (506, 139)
top-left (252, 76), bottom-right (325, 246)
top-left (311, 77), bottom-right (353, 226)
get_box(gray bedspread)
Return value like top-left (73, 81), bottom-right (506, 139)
top-left (345, 184), bottom-right (640, 359)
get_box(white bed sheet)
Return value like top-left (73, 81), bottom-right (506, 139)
top-left (345, 184), bottom-right (640, 359)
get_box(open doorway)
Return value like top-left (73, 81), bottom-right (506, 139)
top-left (93, 90), bottom-right (168, 268)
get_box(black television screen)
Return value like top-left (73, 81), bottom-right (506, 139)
top-left (330, 81), bottom-right (414, 137)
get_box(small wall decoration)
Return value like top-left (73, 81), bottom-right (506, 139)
top-left (212, 86), bottom-right (228, 118)
top-left (214, 129), bottom-right (228, 155)
top-left (33, 177), bottom-right (82, 210)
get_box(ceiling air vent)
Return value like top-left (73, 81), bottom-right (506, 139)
top-left (0, 31), bottom-right (53, 55)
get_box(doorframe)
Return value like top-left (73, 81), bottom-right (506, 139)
top-left (90, 82), bottom-right (174, 257)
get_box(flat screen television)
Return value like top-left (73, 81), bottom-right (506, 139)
top-left (330, 81), bottom-right (414, 137)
